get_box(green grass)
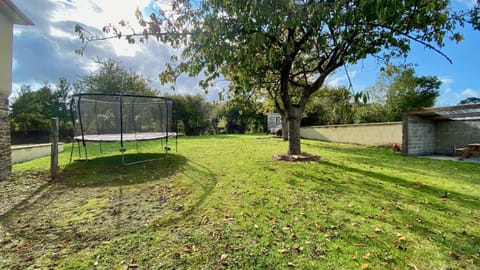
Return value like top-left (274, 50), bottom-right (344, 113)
top-left (1, 134), bottom-right (479, 269)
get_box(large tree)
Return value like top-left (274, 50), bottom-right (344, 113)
top-left (78, 58), bottom-right (158, 96)
top-left (385, 68), bottom-right (441, 121)
top-left (77, 0), bottom-right (479, 155)
top-left (10, 83), bottom-right (57, 134)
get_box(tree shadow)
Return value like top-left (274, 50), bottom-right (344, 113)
top-left (302, 141), bottom-right (480, 186)
top-left (290, 160), bottom-right (479, 262)
top-left (0, 153), bottom-right (219, 265)
top-left (59, 153), bottom-right (187, 187)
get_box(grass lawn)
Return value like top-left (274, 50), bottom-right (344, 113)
top-left (1, 134), bottom-right (479, 269)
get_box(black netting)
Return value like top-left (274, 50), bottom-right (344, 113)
top-left (71, 93), bottom-right (176, 140)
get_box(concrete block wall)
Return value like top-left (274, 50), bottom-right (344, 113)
top-left (435, 120), bottom-right (480, 155)
top-left (0, 95), bottom-right (11, 179)
top-left (404, 116), bottom-right (435, 155)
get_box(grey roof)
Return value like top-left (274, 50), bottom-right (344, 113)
top-left (404, 104), bottom-right (480, 120)
top-left (0, 0), bottom-right (33, 25)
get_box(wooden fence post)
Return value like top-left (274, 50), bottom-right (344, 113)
top-left (50, 117), bottom-right (59, 180)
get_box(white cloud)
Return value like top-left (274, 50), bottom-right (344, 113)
top-left (457, 88), bottom-right (479, 99)
top-left (439, 76), bottom-right (454, 85)
top-left (11, 0), bottom-right (216, 100)
top-left (326, 70), bottom-right (358, 88)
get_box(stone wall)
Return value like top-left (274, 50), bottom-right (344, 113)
top-left (435, 120), bottom-right (480, 155)
top-left (0, 95), bottom-right (11, 180)
top-left (403, 116), bottom-right (435, 156)
top-left (300, 122), bottom-right (402, 146)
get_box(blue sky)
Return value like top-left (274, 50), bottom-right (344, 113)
top-left (10, 0), bottom-right (480, 106)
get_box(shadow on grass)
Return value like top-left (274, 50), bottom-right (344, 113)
top-left (151, 159), bottom-right (218, 228)
top-left (319, 160), bottom-right (479, 210)
top-left (59, 153), bottom-right (187, 187)
top-left (302, 141), bottom-right (480, 186)
top-left (291, 160), bottom-right (479, 262)
top-left (0, 153), bottom-right (218, 258)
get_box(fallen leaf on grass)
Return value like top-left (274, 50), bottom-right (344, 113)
top-left (361, 263), bottom-right (369, 269)
top-left (395, 235), bottom-right (408, 250)
top-left (409, 264), bottom-right (419, 270)
top-left (219, 254), bottom-right (228, 262)
top-left (287, 262), bottom-right (295, 267)
top-left (448, 250), bottom-right (461, 260)
top-left (293, 244), bottom-right (303, 253)
top-left (278, 248), bottom-right (289, 254)
top-left (363, 252), bottom-right (371, 260)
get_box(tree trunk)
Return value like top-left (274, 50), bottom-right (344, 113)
top-left (287, 106), bottom-right (302, 155)
top-left (281, 112), bottom-right (288, 141)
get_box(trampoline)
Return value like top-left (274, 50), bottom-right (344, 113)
top-left (70, 93), bottom-right (177, 165)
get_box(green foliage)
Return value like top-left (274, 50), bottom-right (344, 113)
top-left (303, 86), bottom-right (368, 125)
top-left (359, 65), bottom-right (441, 123)
top-left (10, 83), bottom-right (56, 133)
top-left (78, 58), bottom-right (157, 96)
top-left (458, 96), bottom-right (480, 105)
top-left (355, 103), bottom-right (389, 123)
top-left (384, 67), bottom-right (441, 121)
top-left (10, 78), bottom-right (74, 139)
top-left (166, 94), bottom-right (215, 135)
top-left (220, 99), bottom-right (266, 134)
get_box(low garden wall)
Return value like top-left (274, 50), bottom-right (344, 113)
top-left (12, 143), bottom-right (64, 164)
top-left (300, 122), bottom-right (402, 146)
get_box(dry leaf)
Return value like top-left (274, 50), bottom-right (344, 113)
top-left (278, 248), bottom-right (289, 254)
top-left (448, 250), bottom-right (460, 260)
top-left (363, 252), bottom-right (371, 260)
top-left (361, 263), bottom-right (369, 269)
top-left (219, 254), bottom-right (228, 262)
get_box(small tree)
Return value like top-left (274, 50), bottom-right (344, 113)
top-left (459, 97), bottom-right (480, 105)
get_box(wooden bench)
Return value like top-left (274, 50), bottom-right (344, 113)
top-left (456, 146), bottom-right (480, 160)
top-left (456, 148), bottom-right (470, 160)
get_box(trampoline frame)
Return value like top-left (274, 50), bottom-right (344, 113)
top-left (70, 93), bottom-right (178, 165)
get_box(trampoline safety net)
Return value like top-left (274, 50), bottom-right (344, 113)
top-left (70, 93), bottom-right (177, 164)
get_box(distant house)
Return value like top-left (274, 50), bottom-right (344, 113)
top-left (267, 113), bottom-right (282, 134)
top-left (0, 0), bottom-right (33, 179)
